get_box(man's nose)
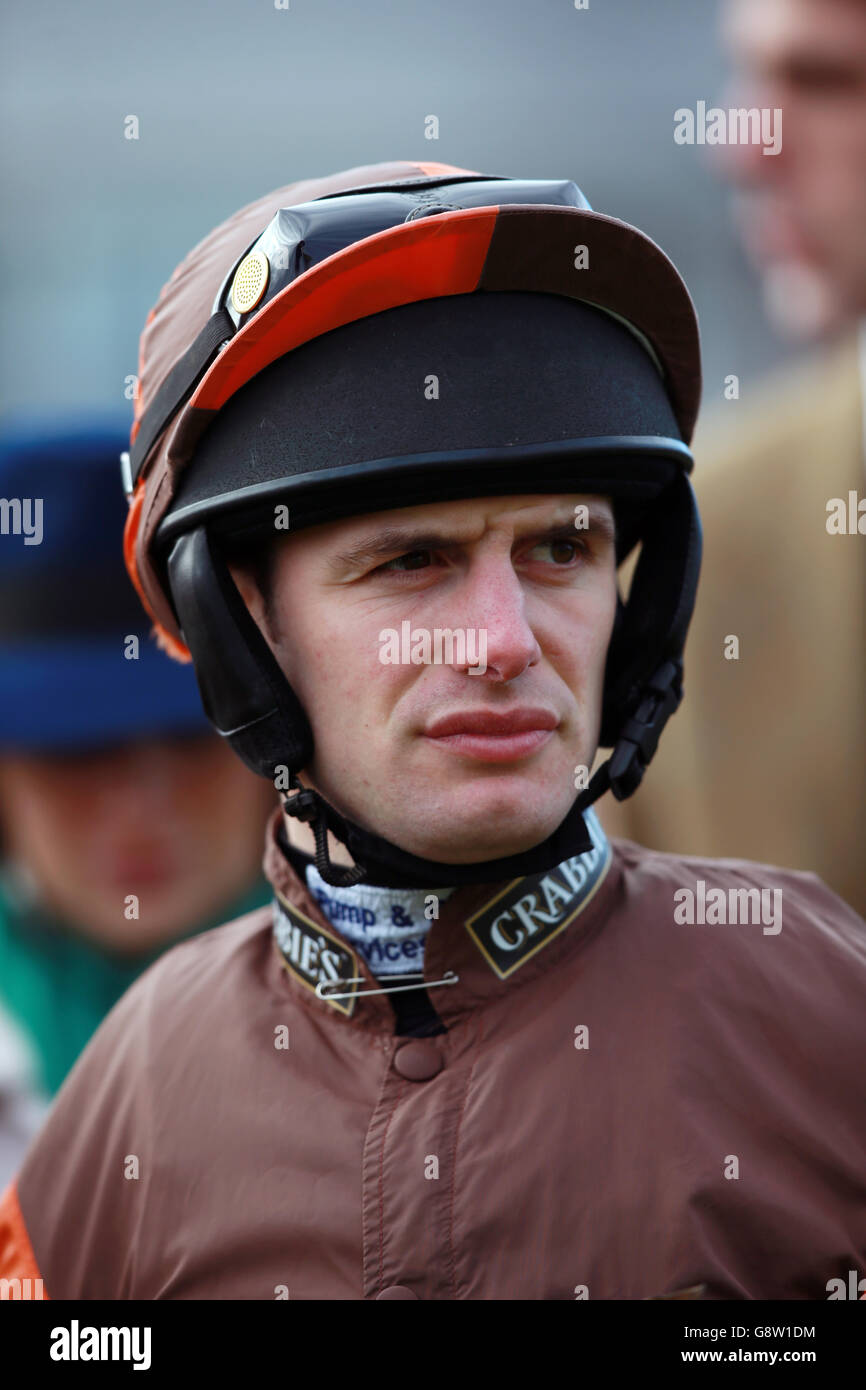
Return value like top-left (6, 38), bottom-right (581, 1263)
top-left (445, 555), bottom-right (541, 682)
top-left (715, 74), bottom-right (790, 187)
top-left (94, 741), bottom-right (179, 811)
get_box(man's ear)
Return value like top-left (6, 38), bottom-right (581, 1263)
top-left (227, 563), bottom-right (271, 639)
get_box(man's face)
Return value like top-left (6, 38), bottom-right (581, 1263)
top-left (232, 494), bottom-right (618, 866)
top-left (721, 0), bottom-right (866, 337)
top-left (0, 734), bottom-right (273, 952)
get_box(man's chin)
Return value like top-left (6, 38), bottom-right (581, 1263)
top-left (392, 832), bottom-right (564, 867)
top-left (310, 762), bottom-right (582, 865)
top-left (377, 803), bottom-right (576, 867)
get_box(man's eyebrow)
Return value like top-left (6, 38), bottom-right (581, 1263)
top-left (328, 529), bottom-right (456, 573)
top-left (327, 507), bottom-right (616, 574)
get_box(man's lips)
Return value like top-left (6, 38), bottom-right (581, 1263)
top-left (421, 708), bottom-right (559, 762)
top-left (424, 708), bottom-right (558, 737)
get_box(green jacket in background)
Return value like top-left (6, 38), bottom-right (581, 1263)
top-left (0, 869), bottom-right (270, 1097)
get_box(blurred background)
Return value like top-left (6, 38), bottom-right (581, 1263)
top-left (0, 0), bottom-right (863, 1177)
top-left (0, 0), bottom-right (777, 415)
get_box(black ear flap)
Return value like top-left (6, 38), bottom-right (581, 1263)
top-left (166, 526), bottom-right (314, 778)
top-left (598, 473), bottom-right (702, 754)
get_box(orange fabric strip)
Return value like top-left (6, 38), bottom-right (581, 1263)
top-left (122, 480), bottom-right (193, 662)
top-left (0, 1181), bottom-right (48, 1299)
top-left (192, 207), bottom-right (497, 414)
top-left (122, 480), bottom-right (148, 609)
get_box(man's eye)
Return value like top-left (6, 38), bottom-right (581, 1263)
top-left (379, 549), bottom-right (433, 573)
top-left (788, 63), bottom-right (863, 96)
top-left (527, 538), bottom-right (583, 564)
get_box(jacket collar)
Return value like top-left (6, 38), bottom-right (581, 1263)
top-left (263, 805), bottom-right (620, 1031)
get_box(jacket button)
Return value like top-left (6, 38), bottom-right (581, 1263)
top-left (392, 1040), bottom-right (443, 1082)
top-left (376, 1285), bottom-right (419, 1300)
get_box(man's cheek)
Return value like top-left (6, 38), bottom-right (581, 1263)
top-left (324, 653), bottom-right (398, 725)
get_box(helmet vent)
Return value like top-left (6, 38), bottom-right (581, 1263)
top-left (230, 250), bottom-right (270, 315)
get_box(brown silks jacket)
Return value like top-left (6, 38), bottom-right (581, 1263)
top-left (1, 810), bottom-right (865, 1301)
top-left (601, 334), bottom-right (866, 919)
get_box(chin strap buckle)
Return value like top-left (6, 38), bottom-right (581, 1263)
top-left (282, 778), bottom-right (368, 888)
top-left (282, 786), bottom-right (319, 824)
top-left (606, 659), bottom-right (683, 801)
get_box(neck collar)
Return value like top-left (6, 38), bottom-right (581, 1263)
top-left (266, 806), bottom-right (617, 1030)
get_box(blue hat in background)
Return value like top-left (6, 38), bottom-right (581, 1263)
top-left (0, 413), bottom-right (208, 750)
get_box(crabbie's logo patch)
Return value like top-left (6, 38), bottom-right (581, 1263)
top-left (273, 893), bottom-right (359, 1016)
top-left (465, 811), bottom-right (611, 979)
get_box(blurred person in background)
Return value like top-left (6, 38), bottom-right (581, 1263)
top-left (601, 0), bottom-right (866, 917)
top-left (0, 418), bottom-right (273, 1186)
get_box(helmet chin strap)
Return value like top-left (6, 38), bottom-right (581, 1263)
top-left (280, 772), bottom-right (596, 890)
top-left (280, 776), bottom-right (368, 887)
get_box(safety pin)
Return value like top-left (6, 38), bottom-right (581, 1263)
top-left (315, 969), bottom-right (459, 1002)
